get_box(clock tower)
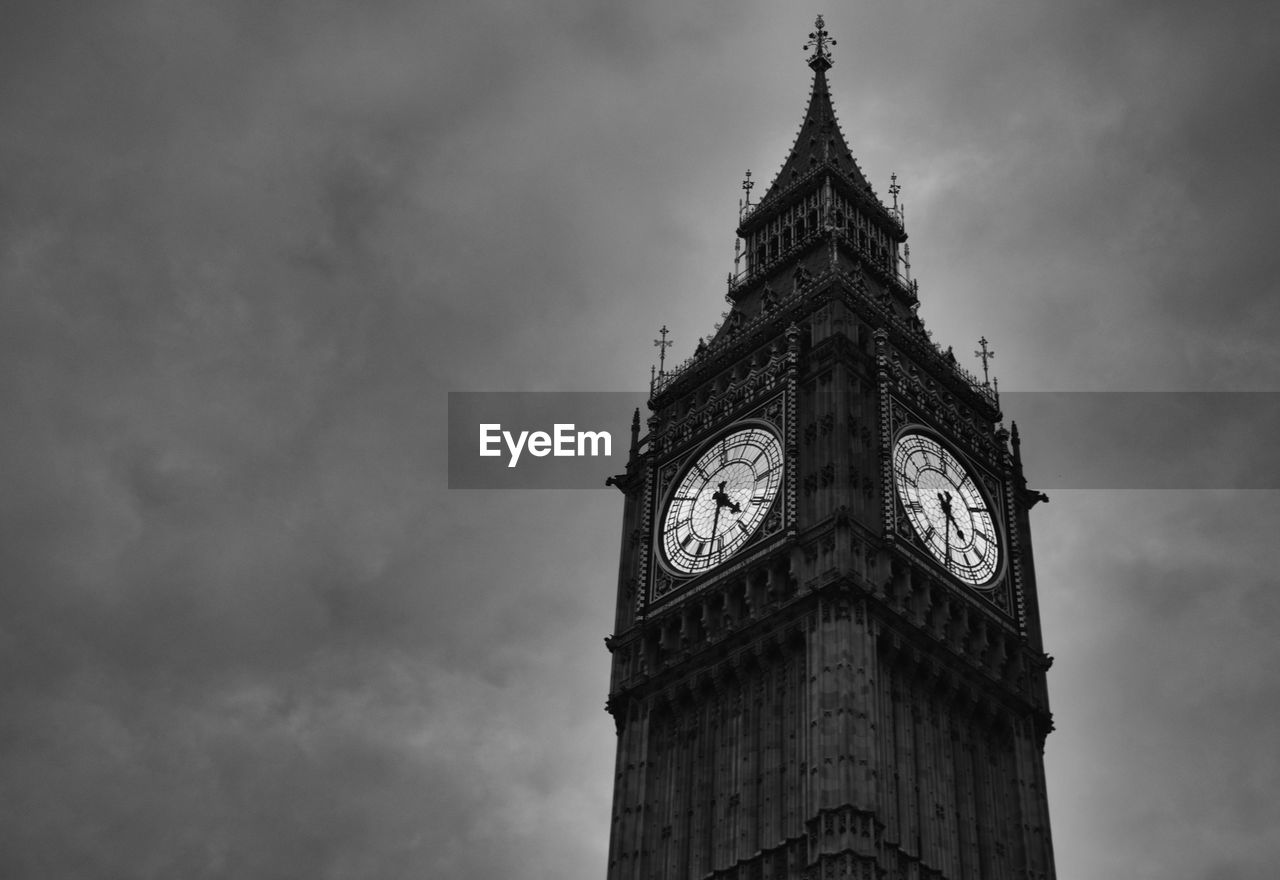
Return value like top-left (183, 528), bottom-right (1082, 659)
top-left (604, 18), bottom-right (1056, 880)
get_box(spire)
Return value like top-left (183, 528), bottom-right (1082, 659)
top-left (727, 16), bottom-right (911, 323)
top-left (974, 336), bottom-right (996, 387)
top-left (653, 324), bottom-right (673, 376)
top-left (751, 16), bottom-right (873, 212)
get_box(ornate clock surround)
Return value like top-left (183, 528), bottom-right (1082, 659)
top-left (883, 392), bottom-right (1019, 618)
top-left (646, 390), bottom-right (793, 606)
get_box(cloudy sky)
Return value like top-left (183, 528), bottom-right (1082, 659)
top-left (3, 1), bottom-right (1278, 878)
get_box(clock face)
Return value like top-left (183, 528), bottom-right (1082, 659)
top-left (660, 425), bottom-right (784, 575)
top-left (893, 431), bottom-right (1001, 587)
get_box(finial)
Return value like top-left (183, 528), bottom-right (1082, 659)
top-left (804, 15), bottom-right (835, 71)
top-left (889, 173), bottom-right (906, 226)
top-left (653, 325), bottom-right (673, 376)
top-left (974, 336), bottom-right (996, 387)
top-left (742, 170), bottom-right (754, 208)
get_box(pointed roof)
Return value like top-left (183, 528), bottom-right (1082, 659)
top-left (758, 65), bottom-right (870, 200)
top-left (744, 16), bottom-right (886, 227)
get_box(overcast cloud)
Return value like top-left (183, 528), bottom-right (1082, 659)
top-left (2, 2), bottom-right (1278, 878)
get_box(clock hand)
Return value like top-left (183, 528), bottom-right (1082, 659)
top-left (713, 480), bottom-right (742, 514)
top-left (937, 490), bottom-right (965, 542)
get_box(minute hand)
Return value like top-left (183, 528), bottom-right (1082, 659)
top-left (944, 516), bottom-right (952, 568)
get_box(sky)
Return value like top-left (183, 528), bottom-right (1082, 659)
top-left (2, 1), bottom-right (1278, 878)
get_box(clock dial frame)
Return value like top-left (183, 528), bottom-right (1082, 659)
top-left (659, 424), bottom-right (784, 576)
top-left (892, 431), bottom-right (1002, 587)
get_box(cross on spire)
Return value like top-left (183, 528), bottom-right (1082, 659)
top-left (974, 336), bottom-right (996, 386)
top-left (804, 15), bottom-right (836, 71)
top-left (654, 325), bottom-right (673, 375)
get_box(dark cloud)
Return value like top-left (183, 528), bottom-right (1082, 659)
top-left (1, 1), bottom-right (1277, 878)
top-left (1038, 492), bottom-right (1280, 878)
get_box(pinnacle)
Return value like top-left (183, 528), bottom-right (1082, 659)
top-left (751, 66), bottom-right (871, 212)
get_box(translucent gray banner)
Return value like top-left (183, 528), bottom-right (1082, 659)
top-left (1001, 392), bottom-right (1279, 490)
top-left (447, 392), bottom-right (1280, 490)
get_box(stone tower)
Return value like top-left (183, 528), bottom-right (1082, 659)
top-left (604, 18), bottom-right (1056, 880)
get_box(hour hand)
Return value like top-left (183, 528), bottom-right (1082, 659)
top-left (713, 481), bottom-right (742, 513)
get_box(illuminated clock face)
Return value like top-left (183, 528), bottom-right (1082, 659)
top-left (660, 425), bottom-right (784, 575)
top-left (893, 431), bottom-right (1001, 587)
